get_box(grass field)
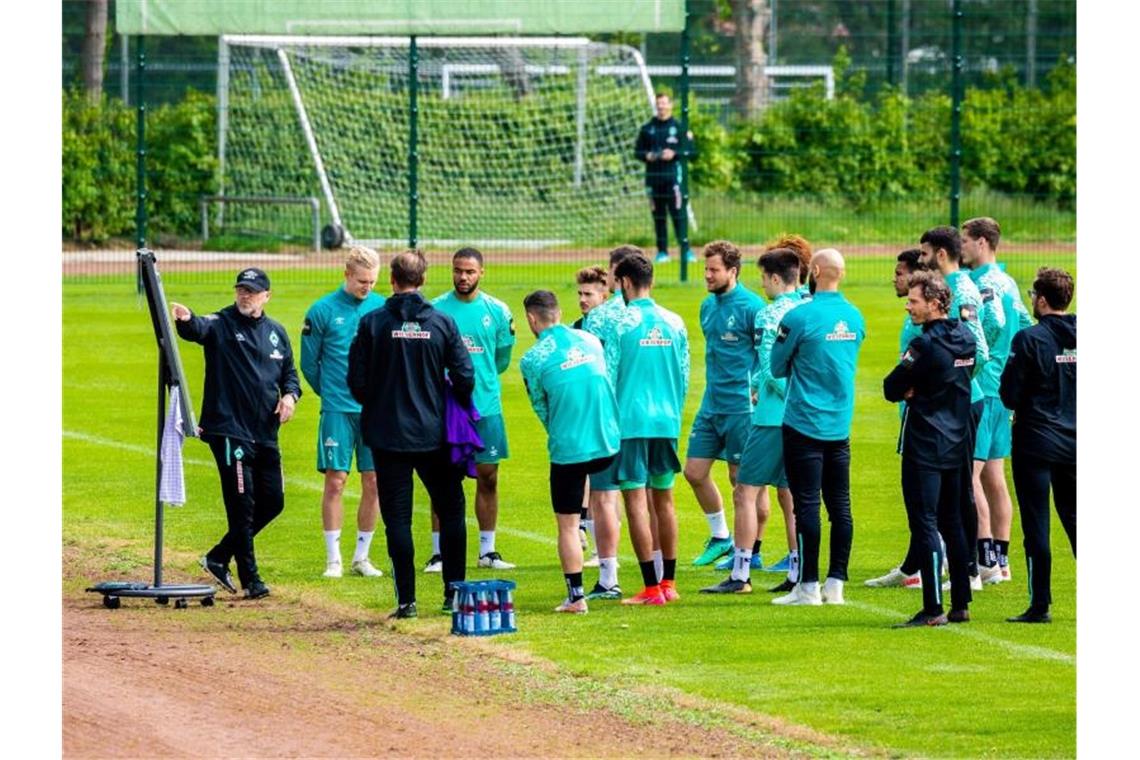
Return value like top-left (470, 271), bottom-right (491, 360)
top-left (63, 251), bottom-right (1077, 758)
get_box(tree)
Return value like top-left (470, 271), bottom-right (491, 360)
top-left (80, 0), bottom-right (108, 102)
top-left (732, 0), bottom-right (768, 116)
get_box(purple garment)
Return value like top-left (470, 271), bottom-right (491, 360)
top-left (444, 379), bottom-right (484, 478)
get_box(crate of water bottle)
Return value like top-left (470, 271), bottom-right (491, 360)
top-left (449, 580), bottom-right (517, 636)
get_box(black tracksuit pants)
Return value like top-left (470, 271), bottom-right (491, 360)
top-left (901, 461), bottom-right (973, 613)
top-left (648, 183), bottom-right (684, 254)
top-left (373, 448), bottom-right (467, 606)
top-left (205, 436), bottom-right (285, 589)
top-left (1011, 451), bottom-right (1076, 609)
top-left (782, 426), bottom-right (853, 584)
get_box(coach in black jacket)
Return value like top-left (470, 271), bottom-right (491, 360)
top-left (172, 267), bottom-right (301, 599)
top-left (348, 250), bottom-right (475, 619)
top-left (1000, 267), bottom-right (1076, 624)
top-left (884, 272), bottom-right (977, 627)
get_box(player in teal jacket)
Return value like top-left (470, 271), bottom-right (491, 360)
top-left (684, 241), bottom-right (766, 569)
top-left (703, 248), bottom-right (805, 595)
top-left (770, 249), bottom-right (865, 607)
top-left (963, 217), bottom-right (1034, 584)
top-left (604, 253), bottom-right (690, 606)
top-left (920, 226), bottom-right (991, 587)
top-left (519, 291), bottom-right (620, 614)
top-left (300, 247), bottom-right (386, 580)
top-left (431, 248), bottom-right (517, 572)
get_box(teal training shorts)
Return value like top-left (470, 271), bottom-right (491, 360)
top-left (475, 414), bottom-right (509, 465)
top-left (736, 425), bottom-right (789, 488)
top-left (613, 438), bottom-right (682, 491)
top-left (317, 411), bottom-right (373, 473)
top-left (974, 396), bottom-right (1012, 461)
top-left (686, 410), bottom-right (751, 464)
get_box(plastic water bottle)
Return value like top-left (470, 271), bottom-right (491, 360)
top-left (502, 588), bottom-right (516, 631)
top-left (488, 589), bottom-right (502, 631)
top-left (476, 589), bottom-right (491, 632)
top-left (463, 589), bottom-right (476, 634)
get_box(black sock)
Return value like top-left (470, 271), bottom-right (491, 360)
top-left (752, 539), bottom-right (762, 555)
top-left (565, 572), bottom-right (584, 602)
top-left (996, 540), bottom-right (1010, 567)
top-left (662, 558), bottom-right (676, 582)
top-left (579, 507), bottom-right (588, 520)
top-left (638, 560), bottom-right (658, 587)
top-left (977, 539), bottom-right (996, 568)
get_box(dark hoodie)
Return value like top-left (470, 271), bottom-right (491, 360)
top-left (1000, 313), bottom-right (1076, 463)
top-left (348, 291), bottom-right (475, 452)
top-left (884, 318), bottom-right (978, 469)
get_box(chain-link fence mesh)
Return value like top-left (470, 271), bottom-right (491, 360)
top-left (63, 0), bottom-right (1075, 288)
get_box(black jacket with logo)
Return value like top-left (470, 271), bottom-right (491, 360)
top-left (175, 304), bottom-right (301, 446)
top-left (999, 313), bottom-right (1076, 463)
top-left (883, 318), bottom-right (977, 469)
top-left (634, 116), bottom-right (696, 187)
top-left (348, 291), bottom-right (475, 453)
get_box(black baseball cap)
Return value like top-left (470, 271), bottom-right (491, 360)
top-left (235, 268), bottom-right (270, 292)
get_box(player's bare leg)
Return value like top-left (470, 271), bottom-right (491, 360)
top-left (621, 487), bottom-right (664, 604)
top-left (349, 471), bottom-right (382, 576)
top-left (321, 470), bottom-right (349, 577)
top-left (554, 513), bottom-right (587, 613)
top-left (586, 489), bottom-right (623, 598)
top-left (685, 456), bottom-right (733, 565)
top-left (475, 463), bottom-right (513, 568)
top-left (650, 487), bottom-right (680, 600)
top-left (972, 461), bottom-right (999, 583)
top-left (981, 458), bottom-right (1014, 580)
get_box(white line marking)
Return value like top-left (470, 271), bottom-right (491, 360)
top-left (64, 429), bottom-right (571, 549)
top-left (847, 600), bottom-right (1075, 665)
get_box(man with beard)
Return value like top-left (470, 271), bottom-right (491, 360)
top-left (429, 247), bottom-right (517, 572)
top-left (884, 272), bottom-right (976, 627)
top-left (1000, 267), bottom-right (1077, 624)
top-left (683, 240), bottom-right (765, 569)
top-left (172, 268), bottom-right (302, 600)
top-left (572, 264), bottom-right (612, 563)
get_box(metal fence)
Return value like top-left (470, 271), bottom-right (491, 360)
top-left (62, 0), bottom-right (1075, 287)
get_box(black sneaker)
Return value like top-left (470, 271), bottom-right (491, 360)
top-left (423, 554), bottom-right (442, 573)
top-left (699, 577), bottom-right (753, 594)
top-left (1007, 607), bottom-right (1051, 624)
top-left (948, 609), bottom-right (971, 624)
top-left (584, 582), bottom-right (622, 601)
top-left (201, 555), bottom-right (237, 594)
top-left (442, 591), bottom-right (456, 613)
top-left (389, 602), bottom-right (418, 619)
top-left (244, 580), bottom-right (270, 599)
top-left (893, 610), bottom-right (948, 628)
top-left (768, 578), bottom-right (796, 594)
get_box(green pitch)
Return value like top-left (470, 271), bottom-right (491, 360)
top-left (63, 252), bottom-right (1076, 758)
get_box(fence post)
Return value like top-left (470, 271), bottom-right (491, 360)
top-left (949, 0), bottom-right (963, 227)
top-left (678, 0), bottom-right (692, 283)
top-left (408, 36), bottom-right (419, 249)
top-left (135, 35), bottom-right (147, 251)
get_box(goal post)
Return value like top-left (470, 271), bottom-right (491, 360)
top-left (217, 35), bottom-right (663, 249)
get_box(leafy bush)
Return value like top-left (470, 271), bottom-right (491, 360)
top-left (62, 89), bottom-right (217, 243)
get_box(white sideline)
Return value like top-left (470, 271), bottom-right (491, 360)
top-left (63, 429), bottom-right (555, 546)
top-left (847, 600), bottom-right (1075, 665)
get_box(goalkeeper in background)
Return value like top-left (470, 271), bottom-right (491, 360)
top-left (634, 92), bottom-right (696, 265)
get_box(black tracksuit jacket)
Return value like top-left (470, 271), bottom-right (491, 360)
top-left (347, 291), bottom-right (475, 453)
top-left (175, 304), bottom-right (301, 445)
top-left (883, 318), bottom-right (977, 468)
top-left (999, 313), bottom-right (1076, 464)
top-left (634, 116), bottom-right (695, 187)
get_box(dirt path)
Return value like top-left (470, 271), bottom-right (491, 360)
top-left (63, 547), bottom-right (868, 759)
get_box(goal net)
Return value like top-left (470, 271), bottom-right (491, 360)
top-left (217, 36), bottom-right (659, 249)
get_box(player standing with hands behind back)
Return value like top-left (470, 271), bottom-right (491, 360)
top-left (635, 92), bottom-right (696, 264)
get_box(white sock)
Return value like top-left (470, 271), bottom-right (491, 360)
top-left (731, 548), bottom-right (752, 582)
top-left (599, 557), bottom-right (619, 589)
top-left (479, 531), bottom-right (496, 556)
top-left (787, 550), bottom-right (800, 583)
top-left (431, 531), bottom-right (440, 556)
top-left (323, 530), bottom-right (341, 564)
top-left (353, 530), bottom-right (374, 563)
top-left (652, 550), bottom-right (664, 583)
top-left (705, 510), bottom-right (730, 540)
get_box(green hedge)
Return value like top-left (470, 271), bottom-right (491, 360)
top-left (691, 54), bottom-right (1076, 209)
top-left (62, 89), bottom-right (217, 243)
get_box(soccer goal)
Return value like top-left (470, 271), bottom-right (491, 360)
top-left (217, 35), bottom-right (660, 249)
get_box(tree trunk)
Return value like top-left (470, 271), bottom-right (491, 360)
top-left (733, 0), bottom-right (768, 117)
top-left (81, 0), bottom-right (108, 102)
